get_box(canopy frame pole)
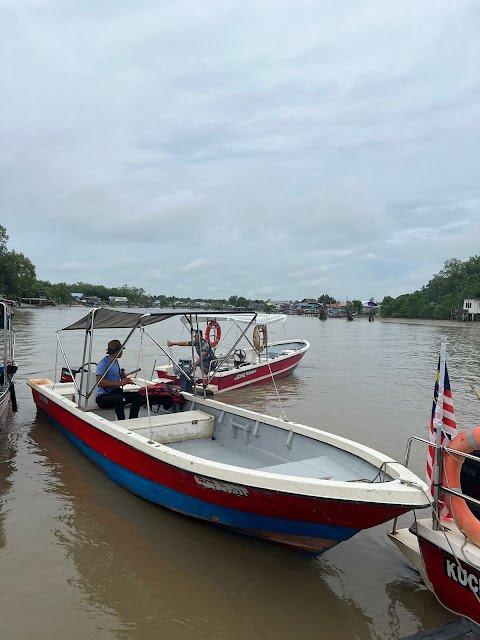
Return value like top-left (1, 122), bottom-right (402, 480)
top-left (182, 313), bottom-right (258, 389)
top-left (76, 309), bottom-right (145, 406)
top-left (55, 330), bottom-right (77, 391)
top-left (206, 316), bottom-right (258, 381)
top-left (142, 329), bottom-right (193, 385)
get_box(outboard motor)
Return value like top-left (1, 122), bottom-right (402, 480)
top-left (233, 349), bottom-right (246, 368)
top-left (60, 366), bottom-right (78, 383)
top-left (179, 358), bottom-right (193, 393)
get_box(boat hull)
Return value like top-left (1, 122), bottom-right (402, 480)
top-left (210, 351), bottom-right (304, 392)
top-left (31, 386), bottom-right (418, 555)
top-left (418, 534), bottom-right (480, 625)
top-left (0, 389), bottom-right (10, 430)
top-left (158, 340), bottom-right (309, 394)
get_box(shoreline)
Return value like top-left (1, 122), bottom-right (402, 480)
top-left (378, 317), bottom-right (479, 328)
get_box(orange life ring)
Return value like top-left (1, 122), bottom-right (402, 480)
top-left (253, 324), bottom-right (268, 352)
top-left (443, 427), bottom-right (480, 546)
top-left (205, 320), bottom-right (221, 347)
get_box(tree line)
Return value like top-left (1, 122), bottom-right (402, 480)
top-left (4, 223), bottom-right (477, 318)
top-left (0, 225), bottom-right (267, 308)
top-left (0, 225), bottom-right (36, 298)
top-left (381, 256), bottom-right (480, 319)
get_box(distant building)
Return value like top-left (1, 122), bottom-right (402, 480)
top-left (108, 296), bottom-right (129, 305)
top-left (326, 302), bottom-right (347, 317)
top-left (20, 297), bottom-right (50, 307)
top-left (82, 295), bottom-right (102, 306)
top-left (296, 298), bottom-right (320, 314)
top-left (270, 300), bottom-right (292, 312)
top-left (362, 298), bottom-right (381, 312)
top-left (70, 292), bottom-right (101, 306)
top-left (463, 299), bottom-right (480, 321)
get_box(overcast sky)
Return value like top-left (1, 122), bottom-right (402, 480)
top-left (1, 0), bottom-right (479, 302)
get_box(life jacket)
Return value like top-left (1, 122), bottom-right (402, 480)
top-left (138, 384), bottom-right (185, 411)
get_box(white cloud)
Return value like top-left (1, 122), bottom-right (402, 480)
top-left (179, 259), bottom-right (211, 274)
top-left (1, 0), bottom-right (479, 300)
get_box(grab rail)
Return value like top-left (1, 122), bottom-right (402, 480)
top-left (390, 436), bottom-right (480, 533)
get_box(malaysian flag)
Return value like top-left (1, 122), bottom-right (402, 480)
top-left (426, 355), bottom-right (458, 517)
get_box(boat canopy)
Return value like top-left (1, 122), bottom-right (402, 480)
top-left (179, 313), bottom-right (286, 327)
top-left (62, 308), bottom-right (257, 331)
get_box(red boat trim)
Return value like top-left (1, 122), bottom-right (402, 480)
top-left (31, 387), bottom-right (413, 529)
top-left (418, 535), bottom-right (480, 625)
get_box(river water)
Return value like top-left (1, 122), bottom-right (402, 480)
top-left (1, 308), bottom-right (479, 640)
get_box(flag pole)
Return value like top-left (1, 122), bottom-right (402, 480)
top-left (432, 335), bottom-right (447, 530)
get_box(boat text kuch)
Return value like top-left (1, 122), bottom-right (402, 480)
top-left (445, 558), bottom-right (480, 594)
top-left (194, 475), bottom-right (249, 497)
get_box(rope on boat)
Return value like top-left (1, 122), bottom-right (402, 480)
top-left (265, 358), bottom-right (288, 421)
top-left (348, 459), bottom-right (399, 483)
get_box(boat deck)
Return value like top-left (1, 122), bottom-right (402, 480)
top-left (168, 436), bottom-right (383, 481)
top-left (52, 382), bottom-right (389, 482)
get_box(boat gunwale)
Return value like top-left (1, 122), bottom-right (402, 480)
top-left (415, 518), bottom-right (480, 559)
top-left (28, 377), bottom-right (430, 507)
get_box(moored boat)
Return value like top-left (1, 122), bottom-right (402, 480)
top-left (0, 299), bottom-right (17, 430)
top-left (154, 313), bottom-right (309, 394)
top-left (389, 337), bottom-right (480, 627)
top-left (28, 308), bottom-right (430, 555)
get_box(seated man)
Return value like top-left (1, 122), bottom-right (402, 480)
top-left (95, 339), bottom-right (141, 420)
top-left (168, 329), bottom-right (215, 373)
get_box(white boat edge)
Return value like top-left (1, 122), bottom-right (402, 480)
top-left (27, 376), bottom-right (431, 508)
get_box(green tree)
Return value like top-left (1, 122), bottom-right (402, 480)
top-left (0, 225), bottom-right (36, 298)
top-left (317, 294), bottom-right (336, 304)
top-left (236, 296), bottom-right (249, 309)
top-left (351, 300), bottom-right (363, 315)
top-left (380, 255), bottom-right (480, 319)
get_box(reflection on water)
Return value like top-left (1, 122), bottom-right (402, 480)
top-left (0, 445), bottom-right (15, 551)
top-left (0, 309), bottom-right (478, 639)
top-left (25, 417), bottom-right (375, 640)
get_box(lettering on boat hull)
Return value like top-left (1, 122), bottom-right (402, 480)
top-left (445, 558), bottom-right (479, 594)
top-left (194, 475), bottom-right (249, 497)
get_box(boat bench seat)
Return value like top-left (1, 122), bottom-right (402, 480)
top-left (257, 456), bottom-right (333, 480)
top-left (121, 410), bottom-right (214, 445)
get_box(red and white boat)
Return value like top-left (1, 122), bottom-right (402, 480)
top-left (389, 338), bottom-right (480, 627)
top-left (154, 313), bottom-right (310, 394)
top-left (29, 308), bottom-right (430, 555)
top-left (390, 462), bottom-right (480, 627)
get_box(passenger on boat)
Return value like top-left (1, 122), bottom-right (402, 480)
top-left (167, 329), bottom-right (215, 373)
top-left (95, 339), bottom-right (141, 420)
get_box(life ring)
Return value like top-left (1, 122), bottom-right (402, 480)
top-left (443, 427), bottom-right (480, 546)
top-left (205, 320), bottom-right (221, 348)
top-left (253, 324), bottom-right (268, 352)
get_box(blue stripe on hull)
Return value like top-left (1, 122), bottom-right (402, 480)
top-left (49, 415), bottom-right (359, 550)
